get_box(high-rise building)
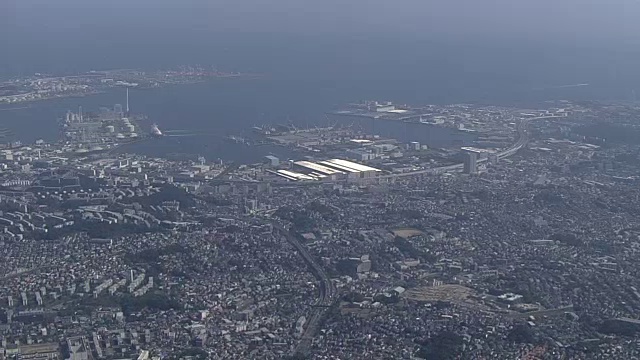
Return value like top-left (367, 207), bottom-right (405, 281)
top-left (463, 151), bottom-right (478, 174)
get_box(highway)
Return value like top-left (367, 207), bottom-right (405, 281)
top-left (271, 116), bottom-right (559, 356)
top-left (272, 223), bottom-right (336, 356)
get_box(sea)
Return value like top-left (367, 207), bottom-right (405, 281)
top-left (1, 35), bottom-right (637, 163)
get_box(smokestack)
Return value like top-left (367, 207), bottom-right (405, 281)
top-left (79, 106), bottom-right (83, 121)
top-left (126, 88), bottom-right (130, 114)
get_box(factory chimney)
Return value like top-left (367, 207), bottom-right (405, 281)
top-left (126, 88), bottom-right (130, 114)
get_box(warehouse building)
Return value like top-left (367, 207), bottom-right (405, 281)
top-left (293, 161), bottom-right (345, 181)
top-left (321, 158), bottom-right (382, 179)
top-left (271, 158), bottom-right (382, 182)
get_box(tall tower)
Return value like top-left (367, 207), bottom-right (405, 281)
top-left (126, 88), bottom-right (130, 114)
top-left (78, 106), bottom-right (83, 122)
top-left (463, 150), bottom-right (478, 174)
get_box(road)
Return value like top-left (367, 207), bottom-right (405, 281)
top-left (269, 116), bottom-right (559, 355)
top-left (225, 115), bottom-right (559, 186)
top-left (272, 222), bottom-right (336, 356)
top-left (372, 115), bottom-right (559, 178)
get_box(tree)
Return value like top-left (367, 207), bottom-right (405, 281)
top-left (284, 353), bottom-right (308, 360)
top-left (343, 292), bottom-right (365, 303)
top-left (507, 324), bottom-right (535, 344)
top-left (416, 331), bottom-right (463, 360)
top-left (551, 232), bottom-right (583, 247)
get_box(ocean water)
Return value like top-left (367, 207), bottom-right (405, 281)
top-left (0, 79), bottom-right (477, 163)
top-left (1, 35), bottom-right (637, 162)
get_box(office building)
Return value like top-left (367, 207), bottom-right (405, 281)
top-left (463, 151), bottom-right (478, 174)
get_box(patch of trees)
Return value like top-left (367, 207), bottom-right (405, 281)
top-left (373, 294), bottom-right (400, 305)
top-left (80, 295), bottom-right (121, 309)
top-left (415, 331), bottom-right (463, 360)
top-left (534, 189), bottom-right (564, 204)
top-left (433, 300), bottom-right (452, 310)
top-left (274, 206), bottom-right (315, 231)
top-left (599, 319), bottom-right (640, 336)
top-left (38, 221), bottom-right (152, 241)
top-left (383, 208), bottom-right (424, 220)
top-left (334, 259), bottom-right (358, 277)
top-left (471, 189), bottom-right (491, 201)
top-left (592, 240), bottom-right (615, 254)
top-left (507, 324), bottom-right (535, 344)
top-left (168, 348), bottom-right (208, 360)
top-left (198, 195), bottom-right (233, 206)
top-left (79, 292), bottom-right (181, 316)
top-left (283, 353), bottom-right (308, 360)
top-left (123, 184), bottom-right (196, 208)
top-left (120, 292), bottom-right (181, 315)
top-left (394, 236), bottom-right (422, 258)
top-left (343, 292), bottom-right (365, 303)
top-left (127, 243), bottom-right (190, 264)
top-left (219, 224), bottom-right (241, 233)
top-left (550, 232), bottom-right (584, 247)
top-left (307, 201), bottom-right (336, 219)
top-left (393, 236), bottom-right (436, 262)
top-left (395, 209), bottom-right (424, 219)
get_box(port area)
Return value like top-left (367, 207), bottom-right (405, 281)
top-left (227, 100), bottom-right (573, 183)
top-left (331, 100), bottom-right (510, 130)
top-left (330, 100), bottom-right (569, 153)
top-left (330, 101), bottom-right (421, 121)
top-left (233, 124), bottom-right (472, 183)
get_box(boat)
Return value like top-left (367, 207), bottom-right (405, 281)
top-left (226, 135), bottom-right (247, 144)
top-left (150, 123), bottom-right (163, 137)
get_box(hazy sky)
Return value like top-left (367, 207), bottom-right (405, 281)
top-left (3, 0), bottom-right (640, 45)
top-left (2, 0), bottom-right (640, 102)
top-left (2, 0), bottom-right (640, 84)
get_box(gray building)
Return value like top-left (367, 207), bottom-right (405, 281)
top-left (463, 151), bottom-right (478, 174)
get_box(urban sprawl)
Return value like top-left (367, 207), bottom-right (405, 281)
top-left (1, 99), bottom-right (640, 359)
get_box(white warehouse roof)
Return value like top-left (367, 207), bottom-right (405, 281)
top-left (294, 161), bottom-right (345, 175)
top-left (324, 158), bottom-right (382, 172)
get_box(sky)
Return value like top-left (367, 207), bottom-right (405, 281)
top-left (3, 0), bottom-right (640, 44)
top-left (2, 0), bottom-right (640, 88)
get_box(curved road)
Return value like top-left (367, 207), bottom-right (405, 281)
top-left (267, 116), bottom-right (558, 356)
top-left (272, 223), bottom-right (336, 356)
